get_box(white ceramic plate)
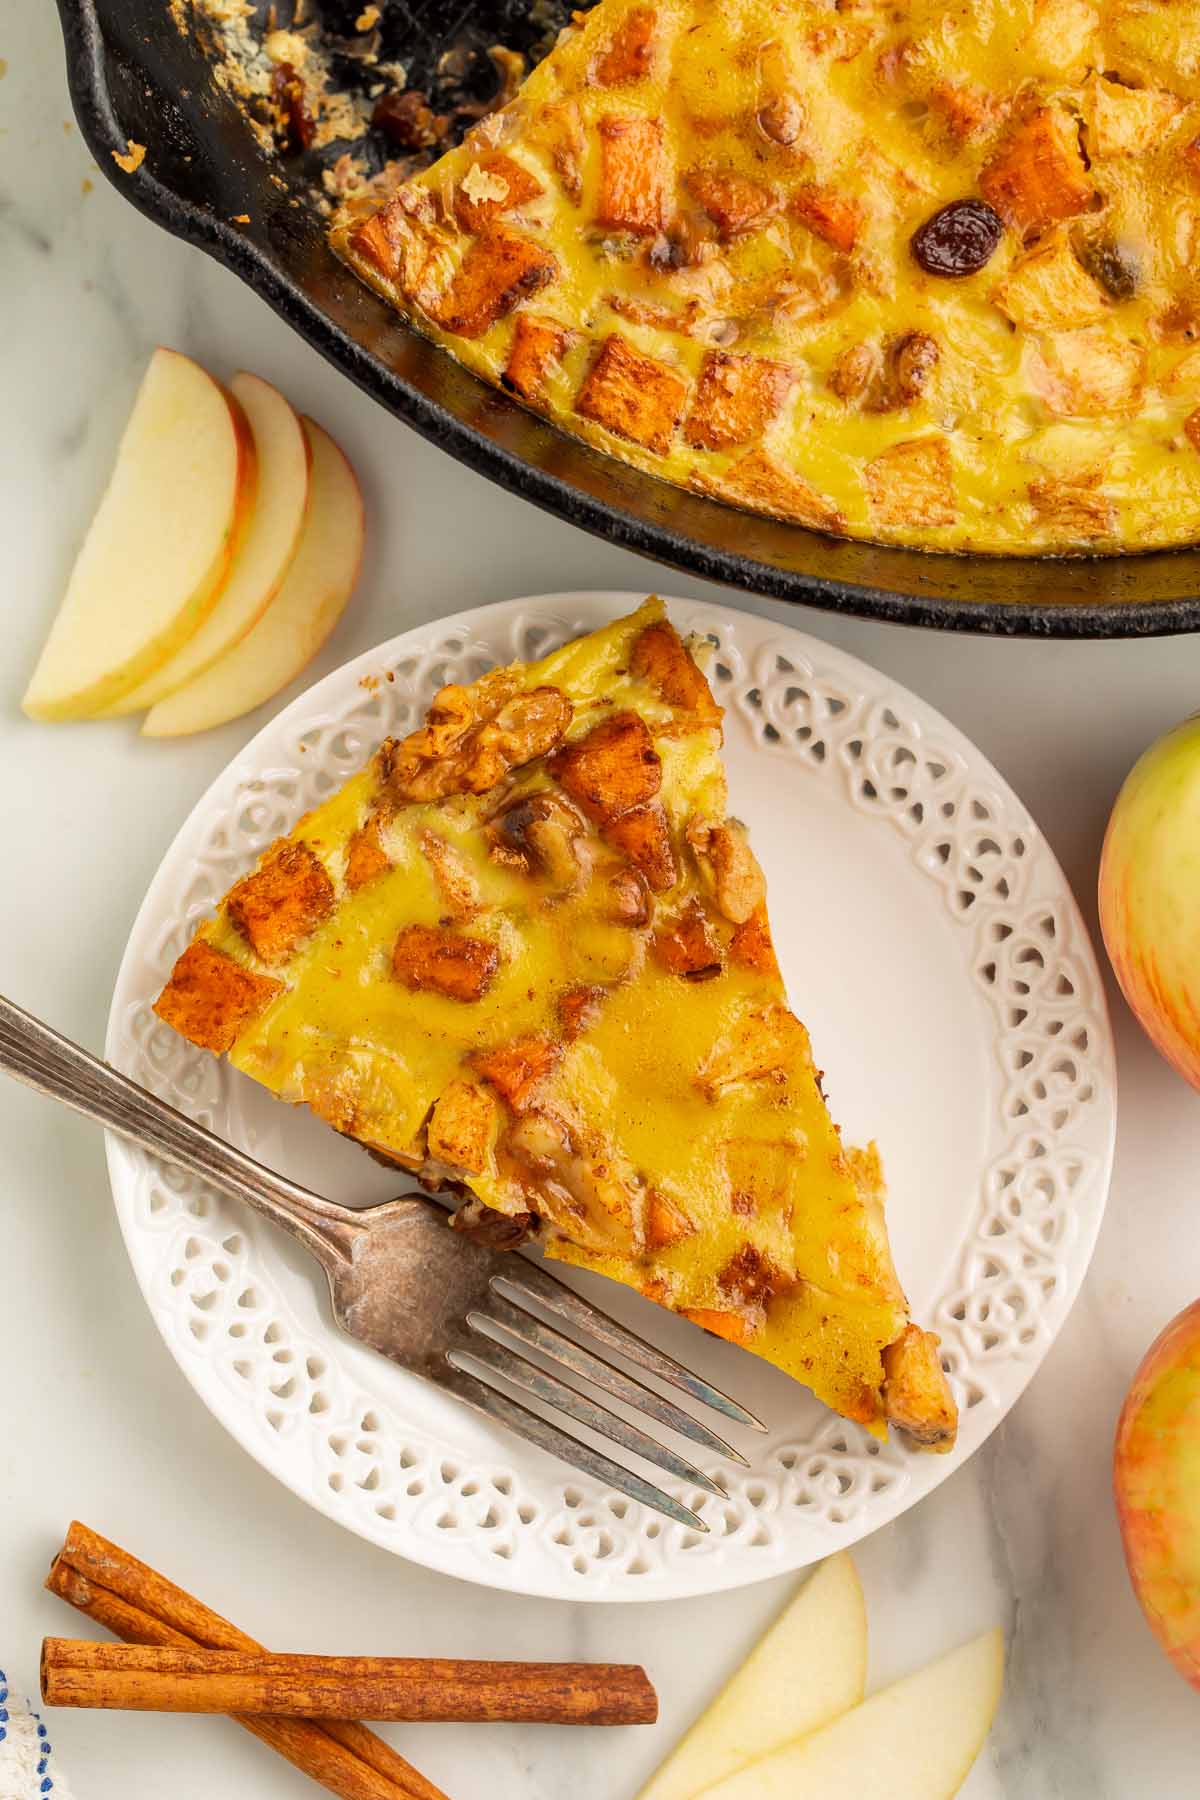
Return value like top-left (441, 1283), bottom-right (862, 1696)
top-left (107, 593), bottom-right (1117, 1602)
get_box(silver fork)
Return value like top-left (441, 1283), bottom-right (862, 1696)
top-left (0, 995), bottom-right (763, 1531)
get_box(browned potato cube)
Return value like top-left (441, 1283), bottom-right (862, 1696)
top-left (1028, 328), bottom-right (1146, 416)
top-left (453, 154), bottom-right (544, 233)
top-left (596, 115), bottom-right (670, 235)
top-left (392, 924), bottom-right (499, 1001)
top-left (426, 1079), bottom-right (498, 1173)
top-left (980, 106), bottom-right (1094, 237)
top-left (575, 333), bottom-right (688, 453)
top-left (154, 940), bottom-right (283, 1053)
top-left (345, 814), bottom-right (390, 892)
top-left (1028, 472), bottom-right (1114, 537)
top-left (645, 1188), bottom-right (696, 1250)
top-left (729, 904), bottom-right (779, 977)
top-left (602, 799), bottom-right (678, 892)
top-left (503, 315), bottom-right (572, 402)
top-left (865, 435), bottom-right (957, 528)
top-left (686, 169), bottom-right (777, 238)
top-left (630, 617), bottom-right (722, 726)
top-left (471, 1035), bottom-right (563, 1111)
top-left (791, 184), bottom-right (864, 253)
top-left (654, 899), bottom-right (723, 979)
top-left (558, 982), bottom-right (607, 1040)
top-left (226, 841), bottom-right (334, 964)
top-left (551, 710), bottom-right (662, 823)
top-left (693, 449), bottom-right (845, 534)
top-left (683, 352), bottom-right (795, 451)
top-left (590, 6), bottom-right (657, 86)
top-left (426, 226), bottom-right (558, 339)
top-left (882, 1324), bottom-right (958, 1451)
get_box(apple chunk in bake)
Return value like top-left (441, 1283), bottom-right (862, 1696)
top-left (153, 599), bottom-right (957, 1449)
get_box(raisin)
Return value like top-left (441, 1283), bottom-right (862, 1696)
top-left (911, 199), bottom-right (1004, 277)
top-left (271, 61), bottom-right (315, 154)
top-left (372, 88), bottom-right (447, 150)
top-left (1076, 234), bottom-right (1140, 302)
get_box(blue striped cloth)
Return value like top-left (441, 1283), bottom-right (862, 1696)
top-left (0, 1672), bottom-right (74, 1800)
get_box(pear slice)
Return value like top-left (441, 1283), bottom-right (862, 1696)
top-left (142, 417), bottom-right (363, 737)
top-left (636, 1554), bottom-right (866, 1800)
top-left (108, 371), bottom-right (311, 713)
top-left (696, 1629), bottom-right (1004, 1800)
top-left (23, 348), bottom-right (255, 720)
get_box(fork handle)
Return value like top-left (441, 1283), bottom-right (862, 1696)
top-left (0, 993), bottom-right (364, 1269)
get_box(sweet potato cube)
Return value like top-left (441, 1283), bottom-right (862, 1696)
top-left (992, 236), bottom-right (1107, 330)
top-left (645, 1189), bottom-right (696, 1250)
top-left (882, 1325), bottom-right (958, 1451)
top-left (692, 448), bottom-right (845, 534)
top-left (791, 184), bottom-right (864, 253)
top-left (654, 899), bottom-right (723, 979)
top-left (602, 800), bottom-right (678, 892)
top-left (345, 814), bottom-right (390, 892)
top-left (503, 315), bottom-right (572, 402)
top-left (681, 1306), bottom-right (754, 1346)
top-left (928, 80), bottom-right (1007, 144)
top-left (226, 841), bottom-right (334, 964)
top-left (596, 115), bottom-right (670, 235)
top-left (686, 169), bottom-right (777, 238)
top-left (865, 435), bottom-right (957, 528)
top-left (575, 334), bottom-right (688, 453)
top-left (426, 1079), bottom-right (498, 1173)
top-left (590, 6), bottom-right (657, 87)
top-left (154, 940), bottom-right (283, 1053)
top-left (1028, 328), bottom-right (1146, 416)
top-left (980, 106), bottom-right (1095, 237)
top-left (426, 226), bottom-right (558, 339)
top-left (558, 983), bottom-right (607, 1040)
top-left (683, 352), bottom-right (795, 451)
top-left (630, 617), bottom-right (722, 726)
top-left (551, 710), bottom-right (662, 823)
top-left (1086, 75), bottom-right (1183, 159)
top-left (453, 154), bottom-right (544, 233)
top-left (1028, 472), bottom-right (1114, 536)
top-left (729, 904), bottom-right (779, 977)
top-left (392, 924), bottom-right (498, 1002)
top-left (471, 1036), bottom-right (563, 1111)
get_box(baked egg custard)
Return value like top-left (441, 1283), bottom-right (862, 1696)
top-left (154, 601), bottom-right (956, 1448)
top-left (333, 0), bottom-right (1200, 555)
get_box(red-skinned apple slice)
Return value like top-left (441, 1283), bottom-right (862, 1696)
top-left (142, 417), bottom-right (363, 737)
top-left (22, 348), bottom-right (255, 720)
top-left (109, 372), bottom-right (311, 714)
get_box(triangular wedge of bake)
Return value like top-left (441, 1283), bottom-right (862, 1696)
top-left (154, 600), bottom-right (956, 1448)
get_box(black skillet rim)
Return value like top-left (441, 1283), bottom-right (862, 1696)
top-left (54, 0), bottom-right (1200, 639)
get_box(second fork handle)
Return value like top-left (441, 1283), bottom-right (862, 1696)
top-left (0, 993), bottom-right (363, 1268)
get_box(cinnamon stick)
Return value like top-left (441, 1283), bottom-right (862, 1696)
top-left (46, 1524), bottom-right (447, 1800)
top-left (41, 1640), bottom-right (659, 1726)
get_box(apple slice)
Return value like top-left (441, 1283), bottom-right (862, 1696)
top-left (108, 372), bottom-right (311, 713)
top-left (142, 417), bottom-right (363, 737)
top-left (636, 1553), bottom-right (866, 1800)
top-left (696, 1630), bottom-right (1004, 1800)
top-left (23, 348), bottom-right (255, 720)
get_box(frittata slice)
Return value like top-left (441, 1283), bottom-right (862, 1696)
top-left (154, 599), bottom-right (956, 1449)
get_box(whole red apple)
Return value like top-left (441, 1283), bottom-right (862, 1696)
top-left (1114, 1300), bottom-right (1200, 1687)
top-left (1099, 713), bottom-right (1200, 1089)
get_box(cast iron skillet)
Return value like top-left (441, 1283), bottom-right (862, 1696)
top-left (55, 0), bottom-right (1200, 635)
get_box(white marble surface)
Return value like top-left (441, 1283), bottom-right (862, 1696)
top-left (2, 6), bottom-right (1200, 1794)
